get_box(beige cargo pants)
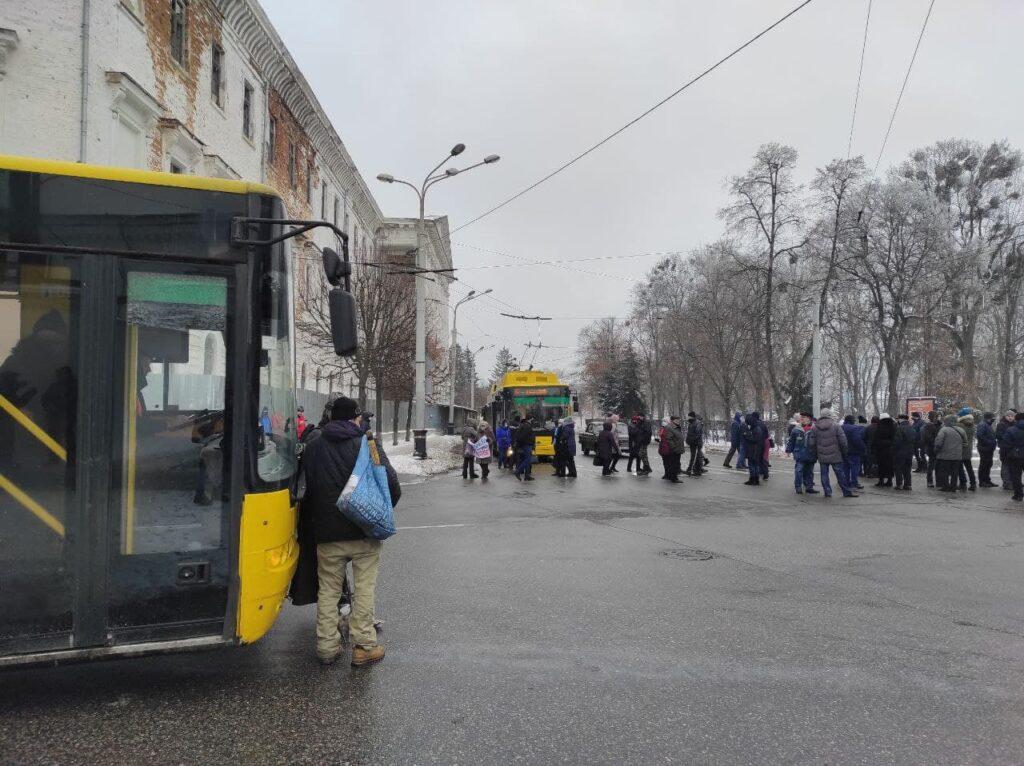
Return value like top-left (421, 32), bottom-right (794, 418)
top-left (316, 538), bottom-right (381, 658)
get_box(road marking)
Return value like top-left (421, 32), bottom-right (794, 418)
top-left (397, 523), bottom-right (469, 530)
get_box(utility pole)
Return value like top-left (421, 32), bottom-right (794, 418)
top-left (377, 145), bottom-right (500, 458)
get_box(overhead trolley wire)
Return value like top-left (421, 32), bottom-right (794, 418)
top-left (846, 0), bottom-right (874, 158)
top-left (451, 0), bottom-right (816, 233)
top-left (872, 0), bottom-right (937, 173)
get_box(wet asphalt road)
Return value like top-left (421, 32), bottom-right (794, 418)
top-left (3, 458), bottom-right (1024, 765)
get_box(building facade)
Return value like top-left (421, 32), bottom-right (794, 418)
top-left (0, 0), bottom-right (452, 409)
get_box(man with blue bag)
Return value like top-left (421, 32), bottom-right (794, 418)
top-left (302, 396), bottom-right (401, 667)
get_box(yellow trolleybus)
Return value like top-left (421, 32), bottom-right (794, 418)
top-left (0, 155), bottom-right (356, 668)
top-left (484, 370), bottom-right (577, 459)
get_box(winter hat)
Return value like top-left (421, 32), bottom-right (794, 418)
top-left (879, 412), bottom-right (891, 420)
top-left (858, 415), bottom-right (867, 423)
top-left (844, 414), bottom-right (855, 424)
top-left (819, 408), bottom-right (834, 419)
top-left (957, 407), bottom-right (972, 417)
top-left (561, 416), bottom-right (573, 426)
top-left (897, 413), bottom-right (909, 421)
top-left (330, 396), bottom-right (359, 421)
top-left (1006, 410), bottom-right (1017, 418)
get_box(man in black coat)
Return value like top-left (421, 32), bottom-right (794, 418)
top-left (513, 414), bottom-right (536, 481)
top-left (300, 396), bottom-right (401, 667)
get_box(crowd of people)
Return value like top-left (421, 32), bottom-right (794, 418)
top-left (453, 406), bottom-right (1024, 502)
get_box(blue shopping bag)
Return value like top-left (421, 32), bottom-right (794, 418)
top-left (336, 436), bottom-right (396, 540)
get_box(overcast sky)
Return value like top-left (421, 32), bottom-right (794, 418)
top-left (261, 0), bottom-right (1024, 380)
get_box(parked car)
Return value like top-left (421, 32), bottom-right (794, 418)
top-left (579, 419), bottom-right (629, 455)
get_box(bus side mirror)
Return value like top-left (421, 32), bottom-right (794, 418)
top-left (329, 288), bottom-right (358, 356)
top-left (322, 247), bottom-right (350, 288)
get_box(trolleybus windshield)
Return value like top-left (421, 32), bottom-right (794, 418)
top-left (509, 386), bottom-right (571, 426)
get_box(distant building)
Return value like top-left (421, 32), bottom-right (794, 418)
top-left (0, 0), bottom-right (452, 407)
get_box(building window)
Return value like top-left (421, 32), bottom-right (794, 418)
top-left (211, 44), bottom-right (223, 107)
top-left (268, 116), bottom-right (277, 156)
top-left (170, 0), bottom-right (188, 65)
top-left (321, 182), bottom-right (328, 219)
top-left (288, 142), bottom-right (296, 187)
top-left (333, 196), bottom-right (340, 227)
top-left (169, 160), bottom-right (186, 174)
top-left (242, 81), bottom-right (254, 139)
top-left (306, 161), bottom-right (314, 204)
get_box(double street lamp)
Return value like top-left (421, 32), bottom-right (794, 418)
top-left (377, 144), bottom-right (500, 458)
top-left (448, 289), bottom-right (492, 434)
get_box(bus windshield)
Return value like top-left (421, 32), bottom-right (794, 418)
top-left (510, 386), bottom-right (570, 428)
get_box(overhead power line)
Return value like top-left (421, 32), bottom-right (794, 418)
top-left (451, 0), bottom-right (815, 233)
top-left (872, 0), bottom-right (936, 173)
top-left (846, 0), bottom-right (874, 158)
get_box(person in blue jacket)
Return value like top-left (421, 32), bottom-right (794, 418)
top-left (495, 419), bottom-right (512, 470)
top-left (842, 414), bottom-right (866, 490)
top-left (724, 411), bottom-right (745, 469)
top-left (999, 412), bottom-right (1024, 501)
top-left (975, 412), bottom-right (998, 487)
top-left (785, 413), bottom-right (818, 494)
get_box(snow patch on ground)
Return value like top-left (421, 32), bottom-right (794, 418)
top-left (383, 434), bottom-right (462, 477)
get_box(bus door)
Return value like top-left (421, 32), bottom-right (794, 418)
top-left (106, 263), bottom-right (237, 643)
top-left (0, 252), bottom-right (82, 655)
top-left (0, 254), bottom-right (239, 659)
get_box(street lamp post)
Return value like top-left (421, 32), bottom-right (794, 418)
top-left (448, 289), bottom-right (492, 434)
top-left (467, 344), bottom-right (494, 415)
top-left (377, 146), bottom-right (499, 458)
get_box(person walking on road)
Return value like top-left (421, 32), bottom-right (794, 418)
top-left (553, 416), bottom-right (577, 478)
top-left (495, 419), bottom-right (512, 470)
top-left (661, 415), bottom-right (686, 483)
top-left (786, 413), bottom-right (818, 495)
top-left (922, 411), bottom-right (942, 488)
top-left (956, 409), bottom-right (977, 492)
top-left (997, 410), bottom-right (1018, 490)
top-left (475, 421), bottom-right (496, 480)
top-left (807, 409), bottom-right (855, 498)
top-left (841, 414), bottom-right (866, 490)
top-left (685, 412), bottom-right (706, 477)
top-left (461, 419), bottom-right (479, 480)
top-left (513, 415), bottom-right (536, 481)
top-left (724, 411), bottom-right (743, 469)
top-left (301, 396), bottom-right (400, 667)
top-left (999, 412), bottom-right (1024, 501)
top-left (598, 421), bottom-right (620, 476)
top-left (742, 412), bottom-right (768, 487)
top-left (873, 414), bottom-right (896, 487)
top-left (628, 414), bottom-right (653, 475)
top-left (892, 414), bottom-right (919, 490)
top-left (976, 412), bottom-right (998, 488)
top-left (934, 414), bottom-right (967, 493)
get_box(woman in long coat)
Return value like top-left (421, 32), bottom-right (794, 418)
top-left (873, 414), bottom-right (897, 487)
top-left (597, 421), bottom-right (619, 476)
top-left (476, 421), bottom-right (496, 479)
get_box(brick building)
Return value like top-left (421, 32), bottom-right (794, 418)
top-left (0, 0), bottom-right (453, 411)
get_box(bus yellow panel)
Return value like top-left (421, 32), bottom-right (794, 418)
top-left (534, 435), bottom-right (554, 457)
top-left (237, 489), bottom-right (299, 644)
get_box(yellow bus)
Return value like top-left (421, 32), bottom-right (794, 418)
top-left (483, 370), bottom-right (577, 459)
top-left (0, 155), bottom-right (356, 668)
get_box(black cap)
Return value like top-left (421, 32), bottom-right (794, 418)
top-left (330, 396), bottom-right (359, 421)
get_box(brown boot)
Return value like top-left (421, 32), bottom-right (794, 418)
top-left (351, 644), bottom-right (385, 667)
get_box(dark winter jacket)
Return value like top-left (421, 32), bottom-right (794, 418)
top-left (662, 421), bottom-right (686, 454)
top-left (302, 419), bottom-right (401, 544)
top-left (975, 418), bottom-right (997, 452)
top-left (554, 421), bottom-right (577, 458)
top-left (1001, 420), bottom-right (1024, 460)
top-left (934, 416), bottom-right (967, 462)
top-left (922, 418), bottom-right (941, 455)
top-left (892, 421), bottom-right (919, 459)
top-left (786, 425), bottom-right (815, 463)
top-left (864, 422), bottom-right (878, 454)
top-left (873, 418), bottom-right (896, 457)
top-left (842, 422), bottom-right (866, 457)
top-left (514, 420), bottom-right (536, 449)
top-left (685, 417), bottom-right (704, 446)
top-left (635, 420), bottom-right (653, 447)
top-left (957, 415), bottom-right (976, 461)
top-left (741, 413), bottom-right (768, 456)
top-left (729, 413), bottom-right (742, 447)
top-left (598, 424), bottom-right (619, 462)
top-left (807, 416), bottom-right (848, 465)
